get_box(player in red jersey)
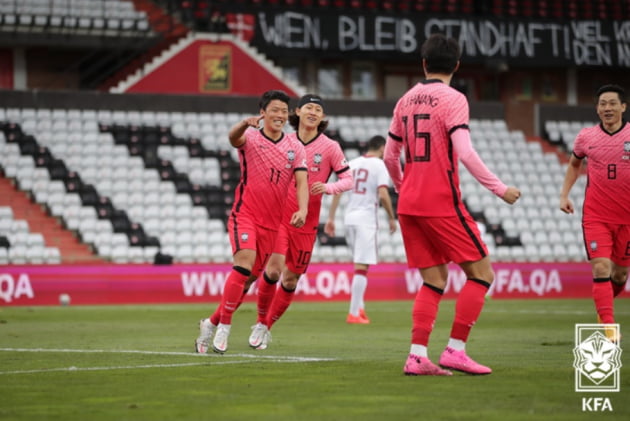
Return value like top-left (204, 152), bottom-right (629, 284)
top-left (384, 34), bottom-right (521, 376)
top-left (247, 94), bottom-right (353, 350)
top-left (195, 90), bottom-right (309, 354)
top-left (560, 84), bottom-right (629, 342)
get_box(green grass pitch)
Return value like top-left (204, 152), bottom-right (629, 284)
top-left (0, 299), bottom-right (628, 421)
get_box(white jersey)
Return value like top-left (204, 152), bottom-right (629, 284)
top-left (344, 155), bottom-right (391, 228)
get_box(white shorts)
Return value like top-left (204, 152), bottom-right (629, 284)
top-left (345, 224), bottom-right (378, 265)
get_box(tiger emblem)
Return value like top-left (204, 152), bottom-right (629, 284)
top-left (573, 331), bottom-right (622, 385)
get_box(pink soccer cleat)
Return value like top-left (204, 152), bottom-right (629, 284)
top-left (404, 354), bottom-right (453, 376)
top-left (439, 347), bottom-right (492, 375)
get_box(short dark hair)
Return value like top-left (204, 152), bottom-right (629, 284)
top-left (421, 33), bottom-right (461, 75)
top-left (259, 90), bottom-right (290, 111)
top-left (367, 135), bottom-right (386, 151)
top-left (596, 84), bottom-right (627, 104)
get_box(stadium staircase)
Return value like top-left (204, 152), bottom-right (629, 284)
top-left (100, 0), bottom-right (190, 92)
top-left (0, 176), bottom-right (103, 264)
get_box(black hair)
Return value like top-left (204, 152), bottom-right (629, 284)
top-left (421, 33), bottom-right (461, 75)
top-left (367, 135), bottom-right (386, 151)
top-left (259, 90), bottom-right (290, 111)
top-left (596, 84), bottom-right (627, 104)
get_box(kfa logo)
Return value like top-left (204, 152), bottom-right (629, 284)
top-left (573, 324), bottom-right (622, 392)
top-left (582, 397), bottom-right (613, 412)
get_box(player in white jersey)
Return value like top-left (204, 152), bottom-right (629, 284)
top-left (326, 135), bottom-right (397, 323)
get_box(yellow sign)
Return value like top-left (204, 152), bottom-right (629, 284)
top-left (199, 45), bottom-right (231, 93)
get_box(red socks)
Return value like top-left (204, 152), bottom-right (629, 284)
top-left (612, 281), bottom-right (625, 297)
top-left (267, 284), bottom-right (296, 329)
top-left (411, 284), bottom-right (443, 346)
top-left (210, 287), bottom-right (248, 326)
top-left (593, 278), bottom-right (615, 324)
top-left (218, 266), bottom-right (251, 325)
top-left (256, 272), bottom-right (278, 324)
top-left (450, 278), bottom-right (490, 342)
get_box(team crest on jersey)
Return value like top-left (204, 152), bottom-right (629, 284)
top-left (590, 241), bottom-right (597, 252)
top-left (624, 142), bottom-right (630, 152)
top-left (311, 153), bottom-right (322, 172)
top-left (241, 233), bottom-right (249, 242)
top-left (286, 150), bottom-right (296, 168)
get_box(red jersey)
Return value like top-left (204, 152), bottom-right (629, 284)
top-left (281, 132), bottom-right (350, 232)
top-left (232, 128), bottom-right (307, 230)
top-left (386, 79), bottom-right (469, 217)
top-left (573, 121), bottom-right (630, 224)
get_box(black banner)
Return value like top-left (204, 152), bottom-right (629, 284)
top-left (245, 11), bottom-right (630, 68)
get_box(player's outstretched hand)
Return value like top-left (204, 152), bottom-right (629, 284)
top-left (243, 115), bottom-right (263, 128)
top-left (559, 197), bottom-right (574, 214)
top-left (502, 186), bottom-right (521, 205)
top-left (290, 209), bottom-right (307, 228)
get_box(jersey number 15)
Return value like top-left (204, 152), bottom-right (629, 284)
top-left (402, 113), bottom-right (431, 163)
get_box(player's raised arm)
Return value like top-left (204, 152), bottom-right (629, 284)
top-left (228, 115), bottom-right (263, 148)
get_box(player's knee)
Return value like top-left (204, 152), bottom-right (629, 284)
top-left (483, 270), bottom-right (495, 284)
top-left (591, 260), bottom-right (612, 278)
top-left (612, 267), bottom-right (629, 284)
top-left (265, 268), bottom-right (282, 282)
top-left (281, 273), bottom-right (300, 290)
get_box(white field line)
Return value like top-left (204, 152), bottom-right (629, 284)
top-left (0, 348), bottom-right (336, 375)
top-left (484, 308), bottom-right (630, 316)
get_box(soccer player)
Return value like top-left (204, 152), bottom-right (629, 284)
top-left (324, 135), bottom-right (397, 324)
top-left (384, 33), bottom-right (521, 376)
top-left (194, 90), bottom-right (309, 354)
top-left (247, 94), bottom-right (353, 350)
top-left (559, 84), bottom-right (629, 342)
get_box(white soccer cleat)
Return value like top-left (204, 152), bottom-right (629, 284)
top-left (212, 324), bottom-right (231, 354)
top-left (256, 329), bottom-right (272, 350)
top-left (249, 322), bottom-right (269, 349)
top-left (195, 318), bottom-right (216, 354)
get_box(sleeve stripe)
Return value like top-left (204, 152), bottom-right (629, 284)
top-left (448, 124), bottom-right (469, 136)
top-left (388, 131), bottom-right (403, 142)
top-left (573, 152), bottom-right (585, 159)
top-left (335, 166), bottom-right (351, 175)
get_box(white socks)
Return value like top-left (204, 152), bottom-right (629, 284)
top-left (410, 339), bottom-right (466, 359)
top-left (349, 274), bottom-right (367, 316)
top-left (410, 344), bottom-right (428, 358)
top-left (447, 338), bottom-right (466, 351)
